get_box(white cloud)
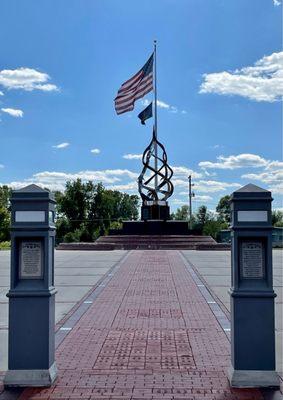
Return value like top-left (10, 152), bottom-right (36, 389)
top-left (1, 107), bottom-right (23, 117)
top-left (142, 99), bottom-right (169, 109)
top-left (171, 198), bottom-right (186, 205)
top-left (123, 153), bottom-right (142, 160)
top-left (194, 180), bottom-right (241, 193)
top-left (194, 195), bottom-right (213, 202)
top-left (200, 51), bottom-right (283, 102)
top-left (141, 98), bottom-right (187, 114)
top-left (91, 148), bottom-right (100, 154)
top-left (141, 99), bottom-right (150, 107)
top-left (242, 170), bottom-right (283, 184)
top-left (107, 182), bottom-right (137, 192)
top-left (239, 157), bottom-right (283, 194)
top-left (4, 169), bottom-right (139, 192)
top-left (172, 175), bottom-right (240, 193)
top-left (0, 67), bottom-right (58, 92)
top-left (157, 100), bottom-right (170, 109)
top-left (172, 166), bottom-right (203, 179)
top-left (0, 91), bottom-right (4, 96)
top-left (210, 144), bottom-right (223, 150)
top-left (268, 182), bottom-right (283, 194)
top-left (53, 142), bottom-right (70, 149)
top-left (179, 192), bottom-right (213, 202)
top-left (265, 160), bottom-right (283, 170)
top-left (203, 169), bottom-right (217, 177)
top-left (273, 0), bottom-right (281, 6)
top-left (199, 153), bottom-right (268, 170)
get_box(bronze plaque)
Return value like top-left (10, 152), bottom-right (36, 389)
top-left (241, 241), bottom-right (264, 279)
top-left (19, 241), bottom-right (43, 279)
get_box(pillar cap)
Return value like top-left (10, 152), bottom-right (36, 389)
top-left (11, 184), bottom-right (55, 202)
top-left (231, 183), bottom-right (272, 201)
top-left (16, 184), bottom-right (47, 193)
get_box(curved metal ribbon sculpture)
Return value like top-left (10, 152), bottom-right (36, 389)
top-left (138, 131), bottom-right (174, 203)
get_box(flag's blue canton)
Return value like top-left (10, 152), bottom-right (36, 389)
top-left (142, 54), bottom-right (154, 76)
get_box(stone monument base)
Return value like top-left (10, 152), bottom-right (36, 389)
top-left (4, 363), bottom-right (58, 387)
top-left (141, 202), bottom-right (170, 221)
top-left (228, 366), bottom-right (280, 388)
top-left (120, 220), bottom-right (197, 235)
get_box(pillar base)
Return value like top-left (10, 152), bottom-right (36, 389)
top-left (4, 362), bottom-right (57, 387)
top-left (228, 365), bottom-right (280, 388)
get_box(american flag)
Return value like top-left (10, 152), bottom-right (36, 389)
top-left (114, 53), bottom-right (154, 115)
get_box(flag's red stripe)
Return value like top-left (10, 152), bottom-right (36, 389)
top-left (120, 69), bottom-right (143, 89)
top-left (115, 81), bottom-right (153, 112)
top-left (115, 75), bottom-right (153, 105)
top-left (115, 84), bottom-right (153, 107)
top-left (116, 71), bottom-right (144, 97)
top-left (116, 105), bottom-right (134, 115)
top-left (120, 70), bottom-right (143, 90)
top-left (115, 81), bottom-right (153, 110)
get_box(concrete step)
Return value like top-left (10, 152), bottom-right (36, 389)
top-left (94, 235), bottom-right (218, 250)
top-left (57, 242), bottom-right (115, 251)
top-left (57, 235), bottom-right (227, 251)
top-left (97, 235), bottom-right (216, 243)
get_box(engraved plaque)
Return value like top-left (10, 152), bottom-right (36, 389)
top-left (15, 211), bottom-right (45, 222)
top-left (241, 241), bottom-right (264, 279)
top-left (237, 210), bottom-right (268, 222)
top-left (19, 241), bottom-right (43, 279)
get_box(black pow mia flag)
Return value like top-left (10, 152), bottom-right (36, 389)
top-left (138, 102), bottom-right (153, 125)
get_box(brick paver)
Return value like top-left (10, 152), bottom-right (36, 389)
top-left (19, 250), bottom-right (263, 400)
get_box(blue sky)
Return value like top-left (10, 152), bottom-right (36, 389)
top-left (0, 0), bottom-right (282, 211)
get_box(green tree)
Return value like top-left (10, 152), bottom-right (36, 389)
top-left (216, 195), bottom-right (231, 223)
top-left (272, 210), bottom-right (283, 227)
top-left (55, 179), bottom-right (139, 243)
top-left (57, 179), bottom-right (93, 231)
top-left (0, 185), bottom-right (11, 209)
top-left (173, 205), bottom-right (189, 220)
top-left (0, 185), bottom-right (11, 241)
top-left (203, 220), bottom-right (228, 240)
top-left (196, 205), bottom-right (209, 228)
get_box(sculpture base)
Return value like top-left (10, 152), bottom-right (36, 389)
top-left (141, 203), bottom-right (170, 221)
top-left (120, 220), bottom-right (197, 235)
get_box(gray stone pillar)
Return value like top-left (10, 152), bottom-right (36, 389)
top-left (4, 184), bottom-right (57, 387)
top-left (228, 183), bottom-right (279, 388)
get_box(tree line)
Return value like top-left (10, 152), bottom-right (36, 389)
top-left (171, 196), bottom-right (283, 240)
top-left (0, 180), bottom-right (139, 244)
top-left (0, 182), bottom-right (282, 245)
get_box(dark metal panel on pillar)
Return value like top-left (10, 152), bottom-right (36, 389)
top-left (4, 184), bottom-right (57, 387)
top-left (228, 183), bottom-right (279, 388)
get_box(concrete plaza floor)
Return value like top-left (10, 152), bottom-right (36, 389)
top-left (182, 250), bottom-right (283, 378)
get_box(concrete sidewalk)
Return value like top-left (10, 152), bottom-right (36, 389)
top-left (182, 250), bottom-right (283, 379)
top-left (14, 250), bottom-right (267, 400)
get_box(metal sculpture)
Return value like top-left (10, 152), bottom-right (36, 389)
top-left (138, 129), bottom-right (174, 203)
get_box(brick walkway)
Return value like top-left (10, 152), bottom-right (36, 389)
top-left (19, 250), bottom-right (263, 400)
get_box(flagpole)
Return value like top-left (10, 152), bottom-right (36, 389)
top-left (154, 40), bottom-right (158, 196)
